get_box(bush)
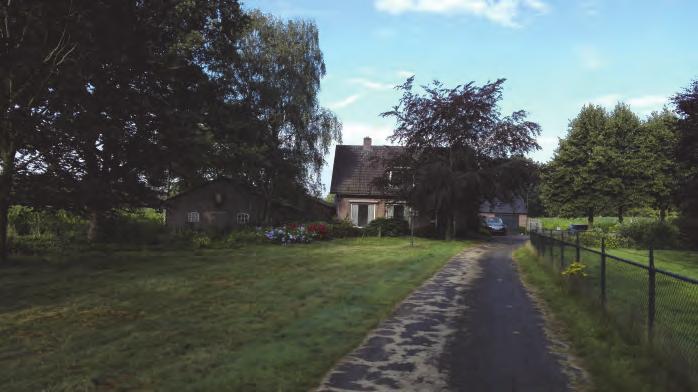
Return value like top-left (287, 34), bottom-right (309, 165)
top-left (191, 233), bottom-right (213, 249)
top-left (617, 220), bottom-right (679, 249)
top-left (327, 219), bottom-right (362, 238)
top-left (103, 209), bottom-right (167, 245)
top-left (225, 229), bottom-right (264, 248)
top-left (365, 218), bottom-right (409, 237)
top-left (578, 229), bottom-right (632, 249)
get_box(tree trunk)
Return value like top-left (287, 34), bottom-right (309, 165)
top-left (659, 207), bottom-right (667, 222)
top-left (587, 209), bottom-right (594, 227)
top-left (86, 209), bottom-right (103, 243)
top-left (618, 206), bottom-right (624, 224)
top-left (444, 214), bottom-right (454, 241)
top-left (0, 144), bottom-right (16, 263)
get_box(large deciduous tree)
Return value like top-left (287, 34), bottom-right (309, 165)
top-left (23, 0), bottom-right (247, 241)
top-left (230, 12), bottom-right (341, 221)
top-left (381, 78), bottom-right (540, 240)
top-left (595, 103), bottom-right (646, 222)
top-left (540, 104), bottom-right (609, 225)
top-left (638, 109), bottom-right (680, 221)
top-left (1, 1), bottom-right (77, 261)
top-left (673, 80), bottom-right (698, 245)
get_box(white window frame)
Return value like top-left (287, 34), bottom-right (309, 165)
top-left (186, 211), bottom-right (200, 223)
top-left (350, 203), bottom-right (376, 227)
top-left (236, 212), bottom-right (250, 225)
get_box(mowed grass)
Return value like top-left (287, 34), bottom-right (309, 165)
top-left (0, 237), bottom-right (471, 391)
top-left (606, 248), bottom-right (698, 279)
top-left (514, 245), bottom-right (696, 391)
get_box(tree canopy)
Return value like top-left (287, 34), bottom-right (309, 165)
top-left (380, 78), bottom-right (540, 239)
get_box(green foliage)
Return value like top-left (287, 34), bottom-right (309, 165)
top-left (541, 104), bottom-right (609, 221)
top-left (617, 220), bottom-right (680, 249)
top-left (327, 219), bottom-right (362, 238)
top-left (225, 229), bottom-right (264, 248)
top-left (673, 81), bottom-right (698, 246)
top-left (365, 218), bottom-right (409, 237)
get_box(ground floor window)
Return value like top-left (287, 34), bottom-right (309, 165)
top-left (386, 204), bottom-right (409, 220)
top-left (350, 203), bottom-right (375, 227)
top-left (187, 211), bottom-right (200, 223)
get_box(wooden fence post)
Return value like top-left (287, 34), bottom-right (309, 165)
top-left (648, 244), bottom-right (656, 343)
top-left (600, 237), bottom-right (606, 308)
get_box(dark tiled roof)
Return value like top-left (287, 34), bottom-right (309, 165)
top-left (480, 198), bottom-right (527, 214)
top-left (330, 145), bottom-right (404, 196)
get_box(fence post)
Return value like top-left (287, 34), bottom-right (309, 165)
top-left (549, 230), bottom-right (554, 260)
top-left (575, 232), bottom-right (581, 262)
top-left (648, 244), bottom-right (656, 343)
top-left (600, 237), bottom-right (606, 308)
top-left (560, 231), bottom-right (565, 269)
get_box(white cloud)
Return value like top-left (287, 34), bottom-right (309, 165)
top-left (590, 94), bottom-right (622, 107)
top-left (348, 77), bottom-right (396, 91)
top-left (396, 70), bottom-right (415, 78)
top-left (374, 0), bottom-right (549, 27)
top-left (576, 45), bottom-right (604, 70)
top-left (328, 94), bottom-right (361, 110)
top-left (588, 93), bottom-right (669, 115)
top-left (341, 122), bottom-right (396, 146)
top-left (626, 95), bottom-right (667, 109)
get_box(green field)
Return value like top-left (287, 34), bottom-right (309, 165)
top-left (514, 245), bottom-right (695, 391)
top-left (0, 238), bottom-right (471, 391)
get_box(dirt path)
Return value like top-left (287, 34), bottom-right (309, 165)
top-left (318, 237), bottom-right (584, 392)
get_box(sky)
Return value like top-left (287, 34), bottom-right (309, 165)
top-left (243, 0), bottom-right (698, 195)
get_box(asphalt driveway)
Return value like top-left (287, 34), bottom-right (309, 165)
top-left (319, 236), bottom-right (584, 392)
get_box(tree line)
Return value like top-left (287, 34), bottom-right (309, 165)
top-left (0, 1), bottom-right (342, 261)
top-left (540, 81), bottom-right (698, 244)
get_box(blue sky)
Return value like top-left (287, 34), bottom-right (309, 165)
top-left (243, 0), bottom-right (698, 195)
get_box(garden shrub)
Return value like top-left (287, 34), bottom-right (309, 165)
top-left (103, 209), bottom-right (167, 245)
top-left (578, 229), bottom-right (632, 249)
top-left (617, 220), bottom-right (679, 249)
top-left (327, 219), bottom-right (362, 238)
top-left (365, 218), bottom-right (409, 237)
top-left (191, 232), bottom-right (213, 249)
top-left (225, 229), bottom-right (264, 247)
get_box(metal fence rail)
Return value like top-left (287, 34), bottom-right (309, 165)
top-left (529, 230), bottom-right (698, 383)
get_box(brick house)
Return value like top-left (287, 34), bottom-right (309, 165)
top-left (329, 137), bottom-right (528, 229)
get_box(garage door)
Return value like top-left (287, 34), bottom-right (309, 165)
top-left (495, 214), bottom-right (518, 231)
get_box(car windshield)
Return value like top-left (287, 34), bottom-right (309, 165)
top-left (486, 217), bottom-right (503, 225)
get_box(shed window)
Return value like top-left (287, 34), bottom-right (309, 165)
top-left (236, 212), bottom-right (250, 225)
top-left (187, 211), bottom-right (200, 223)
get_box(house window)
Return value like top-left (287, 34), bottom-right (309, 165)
top-left (350, 203), bottom-right (375, 227)
top-left (386, 204), bottom-right (407, 220)
top-left (237, 212), bottom-right (250, 225)
top-left (187, 211), bottom-right (200, 223)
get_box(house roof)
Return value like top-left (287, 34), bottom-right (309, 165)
top-left (330, 144), bottom-right (404, 196)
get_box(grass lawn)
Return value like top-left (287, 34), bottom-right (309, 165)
top-left (514, 244), bottom-right (696, 391)
top-left (605, 248), bottom-right (698, 279)
top-left (0, 237), bottom-right (471, 391)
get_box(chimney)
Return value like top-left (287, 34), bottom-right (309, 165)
top-left (363, 136), bottom-right (372, 149)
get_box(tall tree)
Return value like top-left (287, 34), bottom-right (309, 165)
top-left (28, 0), bottom-right (247, 241)
top-left (229, 11), bottom-right (341, 221)
top-left (595, 103), bottom-right (645, 222)
top-left (381, 78), bottom-right (540, 240)
top-left (638, 109), bottom-right (680, 221)
top-left (541, 105), bottom-right (609, 225)
top-left (673, 80), bottom-right (698, 245)
top-left (0, 1), bottom-right (77, 261)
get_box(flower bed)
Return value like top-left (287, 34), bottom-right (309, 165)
top-left (264, 223), bottom-right (329, 244)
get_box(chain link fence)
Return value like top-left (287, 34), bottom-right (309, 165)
top-left (529, 229), bottom-right (698, 384)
